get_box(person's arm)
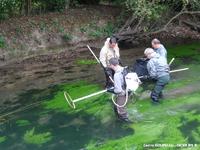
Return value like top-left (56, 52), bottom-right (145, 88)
top-left (159, 45), bottom-right (167, 58)
top-left (147, 61), bottom-right (157, 79)
top-left (115, 44), bottom-right (120, 58)
top-left (99, 47), bottom-right (107, 67)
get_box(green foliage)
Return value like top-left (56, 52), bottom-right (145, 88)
top-left (0, 0), bottom-right (70, 19)
top-left (0, 0), bottom-right (20, 20)
top-left (43, 0), bottom-right (69, 12)
top-left (169, 0), bottom-right (200, 11)
top-left (121, 0), bottom-right (200, 21)
top-left (76, 59), bottom-right (97, 65)
top-left (0, 0), bottom-right (199, 20)
top-left (23, 128), bottom-right (52, 145)
top-left (0, 35), bottom-right (6, 48)
top-left (62, 33), bottom-right (72, 42)
top-left (188, 0), bottom-right (200, 10)
top-left (125, 0), bottom-right (167, 20)
top-left (81, 22), bottom-right (117, 38)
top-left (0, 136), bottom-right (6, 143)
top-left (39, 22), bottom-right (47, 31)
top-left (16, 120), bottom-right (31, 127)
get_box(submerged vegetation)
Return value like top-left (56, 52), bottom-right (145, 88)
top-left (16, 120), bottom-right (31, 127)
top-left (43, 81), bottom-right (103, 112)
top-left (23, 128), bottom-right (52, 145)
top-left (81, 91), bottom-right (200, 149)
top-left (168, 43), bottom-right (200, 59)
top-left (0, 136), bottom-right (6, 143)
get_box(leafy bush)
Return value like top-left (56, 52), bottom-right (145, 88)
top-left (125, 0), bottom-right (167, 20)
top-left (124, 0), bottom-right (200, 20)
top-left (0, 0), bottom-right (20, 20)
top-left (62, 33), bottom-right (72, 42)
top-left (170, 0), bottom-right (200, 11)
top-left (41, 0), bottom-right (69, 12)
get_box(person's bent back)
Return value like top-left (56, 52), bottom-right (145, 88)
top-left (144, 48), bottom-right (170, 103)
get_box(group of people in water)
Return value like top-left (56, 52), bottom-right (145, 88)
top-left (99, 37), bottom-right (170, 123)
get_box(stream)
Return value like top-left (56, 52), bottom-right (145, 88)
top-left (0, 44), bottom-right (200, 150)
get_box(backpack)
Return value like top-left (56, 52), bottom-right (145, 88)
top-left (122, 67), bottom-right (141, 92)
top-left (112, 67), bottom-right (141, 108)
top-left (132, 58), bottom-right (149, 77)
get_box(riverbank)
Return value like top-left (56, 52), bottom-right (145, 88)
top-left (0, 5), bottom-right (121, 63)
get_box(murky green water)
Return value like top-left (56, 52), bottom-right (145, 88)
top-left (0, 43), bottom-right (200, 150)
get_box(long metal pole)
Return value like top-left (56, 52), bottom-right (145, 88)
top-left (138, 68), bottom-right (189, 79)
top-left (64, 88), bottom-right (112, 109)
top-left (169, 68), bottom-right (189, 73)
top-left (87, 45), bottom-right (101, 64)
top-left (73, 89), bottom-right (108, 102)
top-left (169, 58), bottom-right (175, 66)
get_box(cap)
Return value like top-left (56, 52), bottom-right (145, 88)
top-left (109, 58), bottom-right (119, 66)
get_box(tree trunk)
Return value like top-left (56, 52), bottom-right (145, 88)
top-left (25, 0), bottom-right (32, 15)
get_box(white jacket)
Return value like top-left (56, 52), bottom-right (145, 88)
top-left (99, 38), bottom-right (120, 67)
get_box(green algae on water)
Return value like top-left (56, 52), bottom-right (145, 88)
top-left (16, 119), bottom-right (31, 127)
top-left (23, 128), bottom-right (52, 145)
top-left (84, 92), bottom-right (200, 150)
top-left (167, 43), bottom-right (200, 58)
top-left (43, 81), bottom-right (103, 112)
top-left (0, 136), bottom-right (6, 143)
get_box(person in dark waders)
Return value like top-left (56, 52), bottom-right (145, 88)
top-left (99, 36), bottom-right (120, 88)
top-left (108, 58), bottom-right (132, 123)
top-left (144, 48), bottom-right (170, 104)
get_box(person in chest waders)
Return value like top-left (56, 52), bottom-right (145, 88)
top-left (99, 37), bottom-right (120, 88)
top-left (108, 58), bottom-right (132, 123)
top-left (144, 48), bottom-right (170, 104)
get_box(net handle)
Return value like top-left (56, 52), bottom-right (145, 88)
top-left (64, 92), bottom-right (76, 109)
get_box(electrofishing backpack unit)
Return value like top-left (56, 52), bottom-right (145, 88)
top-left (122, 67), bottom-right (141, 92)
top-left (112, 67), bottom-right (141, 108)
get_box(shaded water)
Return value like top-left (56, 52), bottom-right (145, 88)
top-left (0, 44), bottom-right (200, 149)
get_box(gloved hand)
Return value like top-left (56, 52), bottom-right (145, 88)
top-left (105, 68), bottom-right (113, 77)
top-left (142, 75), bottom-right (150, 80)
top-left (107, 87), bottom-right (115, 94)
